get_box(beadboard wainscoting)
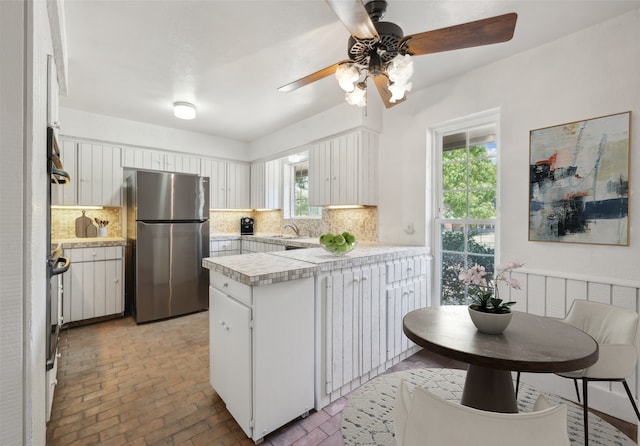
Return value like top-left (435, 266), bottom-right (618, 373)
top-left (508, 268), bottom-right (640, 424)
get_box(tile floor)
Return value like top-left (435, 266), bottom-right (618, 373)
top-left (46, 311), bottom-right (636, 445)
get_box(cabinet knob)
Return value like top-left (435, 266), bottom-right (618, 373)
top-left (223, 282), bottom-right (229, 288)
top-left (353, 277), bottom-right (360, 283)
top-left (362, 276), bottom-right (368, 281)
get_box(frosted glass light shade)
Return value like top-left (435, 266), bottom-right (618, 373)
top-left (173, 102), bottom-right (197, 119)
top-left (345, 83), bottom-right (366, 107)
top-left (335, 64), bottom-right (360, 92)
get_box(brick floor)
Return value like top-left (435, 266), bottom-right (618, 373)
top-left (46, 311), bottom-right (636, 445)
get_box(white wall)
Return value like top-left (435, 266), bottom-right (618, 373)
top-left (248, 92), bottom-right (383, 160)
top-left (0, 1), bottom-right (27, 444)
top-left (378, 8), bottom-right (640, 283)
top-left (59, 107), bottom-right (251, 161)
top-left (0, 0), bottom-right (51, 444)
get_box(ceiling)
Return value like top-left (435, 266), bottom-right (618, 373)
top-left (60, 1), bottom-right (640, 143)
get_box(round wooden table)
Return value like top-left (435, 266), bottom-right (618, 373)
top-left (403, 306), bottom-right (599, 413)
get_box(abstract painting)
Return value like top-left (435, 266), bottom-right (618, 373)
top-left (529, 111), bottom-right (631, 245)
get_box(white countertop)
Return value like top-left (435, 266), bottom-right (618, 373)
top-left (53, 237), bottom-right (127, 248)
top-left (202, 244), bottom-right (429, 286)
top-left (202, 252), bottom-right (318, 286)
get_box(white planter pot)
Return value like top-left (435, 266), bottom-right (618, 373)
top-left (468, 306), bottom-right (513, 335)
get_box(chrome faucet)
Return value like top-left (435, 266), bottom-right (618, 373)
top-left (284, 223), bottom-right (300, 236)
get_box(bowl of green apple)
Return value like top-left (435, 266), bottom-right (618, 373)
top-left (319, 231), bottom-right (357, 257)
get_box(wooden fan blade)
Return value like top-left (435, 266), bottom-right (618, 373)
top-left (278, 60), bottom-right (353, 92)
top-left (326, 0), bottom-right (379, 40)
top-left (400, 12), bottom-right (517, 56)
top-left (373, 75), bottom-right (405, 109)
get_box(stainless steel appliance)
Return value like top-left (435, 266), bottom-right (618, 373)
top-left (240, 217), bottom-right (254, 235)
top-left (126, 170), bottom-right (210, 323)
top-left (47, 125), bottom-right (70, 371)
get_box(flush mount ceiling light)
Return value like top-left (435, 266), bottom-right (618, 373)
top-left (173, 102), bottom-right (197, 120)
top-left (279, 0), bottom-right (517, 109)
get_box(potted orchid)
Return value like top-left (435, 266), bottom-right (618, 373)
top-left (458, 260), bottom-right (524, 334)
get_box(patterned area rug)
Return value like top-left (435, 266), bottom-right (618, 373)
top-left (341, 368), bottom-right (635, 446)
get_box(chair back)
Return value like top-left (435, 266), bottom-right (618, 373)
top-left (394, 380), bottom-right (570, 446)
top-left (564, 300), bottom-right (640, 349)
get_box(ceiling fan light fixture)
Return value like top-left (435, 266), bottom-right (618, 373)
top-left (345, 82), bottom-right (367, 107)
top-left (386, 53), bottom-right (413, 102)
top-left (335, 64), bottom-right (360, 92)
top-left (388, 80), bottom-right (411, 103)
top-left (387, 53), bottom-right (413, 84)
top-left (173, 102), bottom-right (197, 120)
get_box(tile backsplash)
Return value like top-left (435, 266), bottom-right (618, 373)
top-left (52, 207), bottom-right (378, 242)
top-left (52, 207), bottom-right (122, 239)
top-left (211, 208), bottom-right (378, 241)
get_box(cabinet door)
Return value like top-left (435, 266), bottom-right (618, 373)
top-left (165, 153), bottom-right (201, 174)
top-left (358, 129), bottom-right (378, 206)
top-left (264, 158), bottom-right (281, 209)
top-left (122, 147), bottom-right (162, 170)
top-left (209, 287), bottom-right (253, 437)
top-left (78, 143), bottom-right (122, 206)
top-left (386, 279), bottom-right (424, 360)
top-left (357, 264), bottom-right (386, 376)
top-left (331, 132), bottom-right (359, 205)
top-left (250, 161), bottom-right (266, 209)
top-left (250, 159), bottom-right (282, 210)
top-left (202, 158), bottom-right (227, 209)
top-left (52, 139), bottom-right (77, 205)
top-left (227, 162), bottom-right (250, 209)
top-left (309, 140), bottom-right (331, 206)
top-left (104, 258), bottom-right (123, 316)
top-left (63, 247), bottom-right (124, 323)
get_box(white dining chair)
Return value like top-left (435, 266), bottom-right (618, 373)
top-left (394, 379), bottom-right (571, 446)
top-left (516, 299), bottom-right (640, 446)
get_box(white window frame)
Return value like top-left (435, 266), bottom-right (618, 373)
top-left (283, 158), bottom-right (322, 220)
top-left (431, 109), bottom-right (501, 306)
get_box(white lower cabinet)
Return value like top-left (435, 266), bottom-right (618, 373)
top-left (319, 263), bottom-right (387, 404)
top-left (209, 272), bottom-right (314, 442)
top-left (240, 239), bottom-right (286, 254)
top-left (386, 255), bottom-right (428, 360)
top-left (64, 246), bottom-right (124, 323)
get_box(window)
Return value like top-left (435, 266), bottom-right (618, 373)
top-left (284, 158), bottom-right (321, 219)
top-left (435, 119), bottom-right (498, 305)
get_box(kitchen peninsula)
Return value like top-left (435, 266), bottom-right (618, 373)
top-left (202, 243), bottom-right (429, 442)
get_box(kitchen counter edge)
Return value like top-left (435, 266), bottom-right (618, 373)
top-left (53, 237), bottom-right (127, 248)
top-left (202, 245), bottom-right (429, 287)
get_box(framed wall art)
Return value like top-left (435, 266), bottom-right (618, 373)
top-left (529, 111), bottom-right (631, 245)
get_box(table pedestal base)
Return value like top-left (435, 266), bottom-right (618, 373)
top-left (461, 365), bottom-right (518, 413)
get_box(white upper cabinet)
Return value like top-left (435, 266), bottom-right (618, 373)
top-left (202, 158), bottom-right (250, 209)
top-left (226, 161), bottom-right (250, 209)
top-left (122, 147), bottom-right (200, 174)
top-left (52, 139), bottom-right (77, 206)
top-left (250, 158), bottom-right (281, 210)
top-left (52, 139), bottom-right (123, 206)
top-left (77, 142), bottom-right (123, 206)
top-left (309, 129), bottom-right (378, 206)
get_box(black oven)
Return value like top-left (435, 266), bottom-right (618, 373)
top-left (46, 126), bottom-right (70, 370)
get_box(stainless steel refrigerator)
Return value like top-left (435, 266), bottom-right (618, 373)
top-left (126, 170), bottom-right (209, 323)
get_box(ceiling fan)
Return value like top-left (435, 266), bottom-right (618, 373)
top-left (278, 0), bottom-right (517, 108)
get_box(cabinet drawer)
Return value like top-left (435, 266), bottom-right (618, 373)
top-left (210, 270), bottom-right (252, 306)
top-left (69, 246), bottom-right (122, 262)
top-left (386, 256), bottom-right (425, 284)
